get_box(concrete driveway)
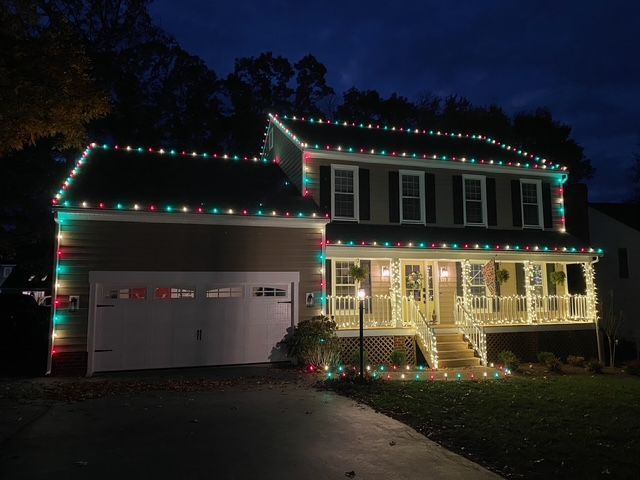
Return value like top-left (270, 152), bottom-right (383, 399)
top-left (0, 368), bottom-right (499, 479)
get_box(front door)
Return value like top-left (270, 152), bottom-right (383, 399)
top-left (402, 261), bottom-right (437, 322)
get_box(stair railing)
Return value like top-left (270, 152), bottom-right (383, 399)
top-left (455, 297), bottom-right (487, 366)
top-left (407, 298), bottom-right (439, 369)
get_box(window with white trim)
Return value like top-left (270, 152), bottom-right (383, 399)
top-left (521, 179), bottom-right (543, 228)
top-left (334, 260), bottom-right (356, 296)
top-left (206, 287), bottom-right (243, 299)
top-left (331, 165), bottom-right (359, 221)
top-left (400, 170), bottom-right (425, 224)
top-left (463, 175), bottom-right (487, 226)
top-left (469, 264), bottom-right (487, 296)
top-left (531, 264), bottom-right (545, 297)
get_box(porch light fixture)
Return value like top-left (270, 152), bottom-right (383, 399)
top-left (381, 266), bottom-right (390, 278)
top-left (440, 266), bottom-right (449, 280)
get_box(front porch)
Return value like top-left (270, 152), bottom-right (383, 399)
top-left (323, 254), bottom-right (599, 369)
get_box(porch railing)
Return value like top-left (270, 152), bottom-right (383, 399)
top-left (406, 298), bottom-right (439, 369)
top-left (455, 297), bottom-right (487, 365)
top-left (326, 295), bottom-right (394, 329)
top-left (463, 294), bottom-right (592, 325)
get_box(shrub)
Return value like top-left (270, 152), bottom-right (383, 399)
top-left (285, 316), bottom-right (338, 367)
top-left (567, 355), bottom-right (586, 367)
top-left (544, 356), bottom-right (563, 373)
top-left (497, 350), bottom-right (520, 371)
top-left (349, 349), bottom-right (369, 368)
top-left (389, 350), bottom-right (408, 367)
top-left (586, 359), bottom-right (604, 374)
top-left (624, 360), bottom-right (640, 376)
top-left (537, 351), bottom-right (556, 365)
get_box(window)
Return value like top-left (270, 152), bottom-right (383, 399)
top-left (520, 179), bottom-right (543, 228)
top-left (463, 175), bottom-right (487, 226)
top-left (618, 248), bottom-right (629, 279)
top-left (154, 287), bottom-right (195, 299)
top-left (107, 288), bottom-right (146, 300)
top-left (531, 264), bottom-right (544, 297)
top-left (469, 264), bottom-right (487, 296)
top-left (400, 170), bottom-right (425, 224)
top-left (206, 287), bottom-right (243, 298)
top-left (251, 286), bottom-right (287, 297)
top-left (331, 165), bottom-right (359, 221)
top-left (404, 264), bottom-right (422, 301)
top-left (334, 260), bottom-right (356, 296)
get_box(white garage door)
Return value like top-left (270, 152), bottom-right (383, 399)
top-left (88, 271), bottom-right (298, 373)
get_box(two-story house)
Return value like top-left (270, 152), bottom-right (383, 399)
top-left (47, 114), bottom-right (602, 375)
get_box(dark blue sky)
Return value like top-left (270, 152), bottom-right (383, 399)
top-left (150, 1), bottom-right (640, 202)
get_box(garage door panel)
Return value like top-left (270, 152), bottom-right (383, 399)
top-left (91, 273), bottom-right (296, 373)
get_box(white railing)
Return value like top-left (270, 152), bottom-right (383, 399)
top-left (462, 294), bottom-right (592, 325)
top-left (406, 298), bottom-right (439, 369)
top-left (455, 297), bottom-right (487, 365)
top-left (327, 295), bottom-right (394, 329)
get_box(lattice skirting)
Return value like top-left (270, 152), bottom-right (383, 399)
top-left (486, 330), bottom-right (598, 363)
top-left (337, 336), bottom-right (416, 366)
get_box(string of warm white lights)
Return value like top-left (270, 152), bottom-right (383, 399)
top-left (268, 113), bottom-right (568, 171)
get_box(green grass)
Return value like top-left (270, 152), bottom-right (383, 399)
top-left (327, 374), bottom-right (640, 479)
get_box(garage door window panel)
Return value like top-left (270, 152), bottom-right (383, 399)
top-left (106, 288), bottom-right (147, 300)
top-left (206, 287), bottom-right (244, 299)
top-left (251, 286), bottom-right (288, 297)
top-left (154, 287), bottom-right (196, 299)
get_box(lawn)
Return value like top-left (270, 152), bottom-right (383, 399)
top-left (326, 373), bottom-right (640, 479)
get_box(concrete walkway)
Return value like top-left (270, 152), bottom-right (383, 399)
top-left (0, 372), bottom-right (499, 479)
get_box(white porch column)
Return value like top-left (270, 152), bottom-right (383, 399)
top-left (390, 258), bottom-right (403, 328)
top-left (523, 261), bottom-right (537, 324)
top-left (461, 259), bottom-right (471, 313)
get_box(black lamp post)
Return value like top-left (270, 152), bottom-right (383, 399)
top-left (358, 288), bottom-right (365, 381)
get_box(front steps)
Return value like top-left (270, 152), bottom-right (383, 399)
top-left (435, 333), bottom-right (481, 368)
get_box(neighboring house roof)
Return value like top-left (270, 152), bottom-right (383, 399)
top-left (326, 224), bottom-right (601, 255)
top-left (52, 143), bottom-right (324, 219)
top-left (270, 114), bottom-right (567, 173)
top-left (590, 203), bottom-right (640, 232)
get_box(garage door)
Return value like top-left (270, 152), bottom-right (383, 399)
top-left (89, 271), bottom-right (298, 373)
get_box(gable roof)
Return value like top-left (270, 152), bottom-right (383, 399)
top-left (590, 203), bottom-right (640, 232)
top-left (269, 114), bottom-right (567, 173)
top-left (53, 143), bottom-right (324, 219)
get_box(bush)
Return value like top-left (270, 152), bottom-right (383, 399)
top-left (537, 351), bottom-right (556, 365)
top-left (497, 350), bottom-right (520, 371)
top-left (349, 348), bottom-right (369, 368)
top-left (285, 316), bottom-right (338, 367)
top-left (567, 355), bottom-right (586, 367)
top-left (624, 360), bottom-right (640, 376)
top-left (389, 350), bottom-right (408, 367)
top-left (586, 359), bottom-right (604, 374)
top-left (545, 356), bottom-right (563, 373)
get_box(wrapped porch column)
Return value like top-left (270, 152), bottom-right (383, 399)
top-left (582, 261), bottom-right (598, 322)
top-left (390, 258), bottom-right (403, 328)
top-left (461, 259), bottom-right (472, 313)
top-left (523, 260), bottom-right (537, 324)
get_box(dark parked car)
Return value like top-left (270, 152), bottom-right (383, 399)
top-left (0, 294), bottom-right (49, 375)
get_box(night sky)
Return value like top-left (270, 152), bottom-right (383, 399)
top-left (150, 1), bottom-right (640, 202)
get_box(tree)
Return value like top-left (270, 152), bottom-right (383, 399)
top-left (0, 1), bottom-right (110, 155)
top-left (293, 54), bottom-right (334, 116)
top-left (600, 291), bottom-right (624, 367)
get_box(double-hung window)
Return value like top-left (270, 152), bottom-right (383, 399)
top-left (463, 175), bottom-right (487, 226)
top-left (331, 165), bottom-right (359, 221)
top-left (334, 260), bottom-right (356, 297)
top-left (520, 179), bottom-right (543, 228)
top-left (399, 170), bottom-right (425, 224)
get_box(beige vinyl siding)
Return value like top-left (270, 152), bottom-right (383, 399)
top-left (54, 218), bottom-right (322, 353)
top-left (265, 124), bottom-right (304, 192)
top-left (305, 154), bottom-right (564, 230)
top-left (370, 259), bottom-right (391, 296)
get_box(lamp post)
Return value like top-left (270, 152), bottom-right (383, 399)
top-left (358, 288), bottom-right (366, 381)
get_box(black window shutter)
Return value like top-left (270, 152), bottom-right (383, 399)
top-left (389, 171), bottom-right (400, 223)
top-left (359, 168), bottom-right (370, 221)
top-left (618, 248), bottom-right (629, 279)
top-left (325, 259), bottom-right (332, 297)
top-left (486, 178), bottom-right (497, 226)
top-left (425, 173), bottom-right (436, 223)
top-left (542, 182), bottom-right (553, 228)
top-left (452, 175), bottom-right (463, 224)
top-left (319, 166), bottom-right (331, 216)
top-left (547, 263), bottom-right (556, 295)
top-left (511, 180), bottom-right (522, 227)
top-left (515, 263), bottom-right (525, 296)
top-left (455, 262), bottom-right (463, 297)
